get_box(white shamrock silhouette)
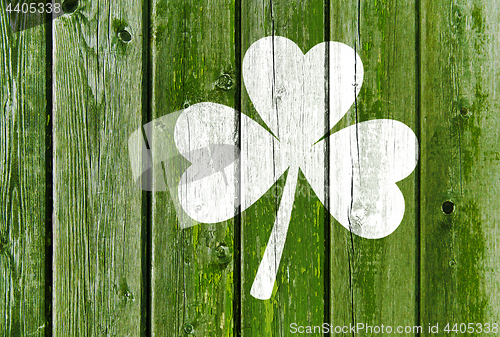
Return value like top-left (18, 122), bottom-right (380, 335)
top-left (141, 36), bottom-right (419, 300)
top-left (174, 36), bottom-right (419, 299)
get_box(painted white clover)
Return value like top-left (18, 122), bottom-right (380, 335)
top-left (172, 36), bottom-right (417, 300)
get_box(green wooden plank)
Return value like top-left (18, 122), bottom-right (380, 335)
top-left (150, 0), bottom-right (236, 335)
top-left (52, 1), bottom-right (144, 335)
top-left (0, 6), bottom-right (48, 337)
top-left (329, 0), bottom-right (418, 333)
top-left (421, 0), bottom-right (500, 333)
top-left (240, 1), bottom-right (328, 334)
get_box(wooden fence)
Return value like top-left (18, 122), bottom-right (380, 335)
top-left (1, 0), bottom-right (499, 335)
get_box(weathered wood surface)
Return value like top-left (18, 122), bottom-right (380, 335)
top-left (240, 0), bottom-right (328, 335)
top-left (329, 0), bottom-right (418, 332)
top-left (0, 5), bottom-right (48, 336)
top-left (52, 1), bottom-right (145, 335)
top-left (1, 0), bottom-right (500, 335)
top-left (420, 0), bottom-right (500, 332)
top-left (150, 0), bottom-right (236, 335)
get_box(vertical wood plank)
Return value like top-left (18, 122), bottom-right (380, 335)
top-left (240, 1), bottom-right (327, 335)
top-left (330, 0), bottom-right (418, 331)
top-left (150, 0), bottom-right (236, 335)
top-left (52, 0), bottom-right (144, 335)
top-left (0, 5), bottom-right (47, 336)
top-left (421, 0), bottom-right (500, 330)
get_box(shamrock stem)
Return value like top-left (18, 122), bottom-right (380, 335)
top-left (250, 166), bottom-right (299, 300)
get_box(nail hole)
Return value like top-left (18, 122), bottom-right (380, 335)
top-left (460, 107), bottom-right (469, 116)
top-left (62, 0), bottom-right (79, 13)
top-left (183, 324), bottom-right (194, 334)
top-left (0, 238), bottom-right (7, 252)
top-left (442, 201), bottom-right (455, 214)
top-left (183, 102), bottom-right (190, 109)
top-left (215, 244), bottom-right (231, 264)
top-left (215, 74), bottom-right (233, 91)
top-left (118, 30), bottom-right (132, 42)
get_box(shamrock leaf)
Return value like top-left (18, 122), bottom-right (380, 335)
top-left (165, 36), bottom-right (417, 300)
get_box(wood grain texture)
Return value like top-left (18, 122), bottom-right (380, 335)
top-left (150, 0), bottom-right (236, 335)
top-left (240, 0), bottom-right (327, 335)
top-left (2, 0), bottom-right (499, 334)
top-left (52, 1), bottom-right (144, 335)
top-left (0, 6), bottom-right (48, 337)
top-left (420, 0), bottom-right (500, 331)
top-left (329, 0), bottom-right (418, 332)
